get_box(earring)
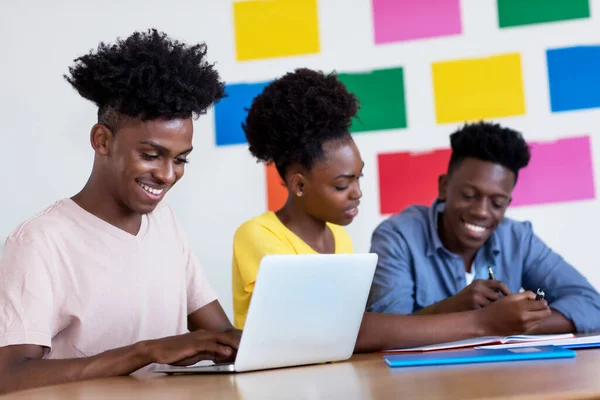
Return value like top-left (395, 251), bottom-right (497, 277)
top-left (296, 191), bottom-right (303, 197)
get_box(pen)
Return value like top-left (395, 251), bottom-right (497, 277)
top-left (535, 288), bottom-right (545, 301)
top-left (487, 266), bottom-right (495, 280)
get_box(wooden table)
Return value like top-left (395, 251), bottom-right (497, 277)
top-left (2, 349), bottom-right (600, 399)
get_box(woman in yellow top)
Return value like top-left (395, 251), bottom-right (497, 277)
top-left (232, 68), bottom-right (551, 351)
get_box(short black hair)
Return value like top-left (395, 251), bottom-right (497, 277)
top-left (64, 29), bottom-right (225, 130)
top-left (243, 68), bottom-right (359, 178)
top-left (448, 121), bottom-right (531, 182)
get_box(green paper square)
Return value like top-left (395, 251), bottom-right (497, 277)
top-left (498, 0), bottom-right (590, 28)
top-left (338, 68), bottom-right (407, 133)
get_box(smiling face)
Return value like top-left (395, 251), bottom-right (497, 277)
top-left (94, 118), bottom-right (193, 215)
top-left (290, 137), bottom-right (364, 226)
top-left (438, 157), bottom-right (515, 254)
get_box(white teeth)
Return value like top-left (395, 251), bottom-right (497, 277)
top-left (464, 222), bottom-right (486, 233)
top-left (138, 182), bottom-right (164, 196)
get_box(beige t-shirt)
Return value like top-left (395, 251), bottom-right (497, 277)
top-left (0, 199), bottom-right (216, 368)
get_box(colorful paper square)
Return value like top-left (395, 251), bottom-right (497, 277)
top-left (233, 0), bottom-right (320, 61)
top-left (432, 53), bottom-right (526, 124)
top-left (547, 46), bottom-right (600, 112)
top-left (338, 68), bottom-right (407, 133)
top-left (497, 0), bottom-right (590, 28)
top-left (266, 163), bottom-right (288, 211)
top-left (378, 149), bottom-right (451, 214)
top-left (372, 0), bottom-right (462, 44)
top-left (214, 81), bottom-right (269, 146)
top-left (511, 136), bottom-right (595, 206)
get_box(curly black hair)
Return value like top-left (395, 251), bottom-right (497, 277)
top-left (448, 121), bottom-right (531, 182)
top-left (64, 29), bottom-right (225, 130)
top-left (243, 68), bottom-right (359, 178)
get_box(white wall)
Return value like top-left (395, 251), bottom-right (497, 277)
top-left (1, 0), bottom-right (599, 319)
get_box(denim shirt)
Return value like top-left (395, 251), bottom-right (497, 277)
top-left (367, 199), bottom-right (600, 333)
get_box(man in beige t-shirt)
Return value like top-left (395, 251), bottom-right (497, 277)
top-left (0, 29), bottom-right (239, 394)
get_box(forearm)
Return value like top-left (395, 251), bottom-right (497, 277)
top-left (527, 309), bottom-right (575, 334)
top-left (354, 311), bottom-right (485, 353)
top-left (413, 296), bottom-right (460, 315)
top-left (0, 342), bottom-right (152, 394)
top-left (413, 302), bottom-right (442, 315)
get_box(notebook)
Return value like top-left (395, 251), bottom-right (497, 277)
top-left (384, 346), bottom-right (576, 368)
top-left (475, 334), bottom-right (600, 350)
top-left (383, 333), bottom-right (574, 353)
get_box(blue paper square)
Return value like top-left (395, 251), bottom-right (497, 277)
top-left (547, 46), bottom-right (600, 112)
top-left (214, 81), bottom-right (269, 146)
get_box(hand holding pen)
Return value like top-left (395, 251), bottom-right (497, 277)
top-left (489, 266), bottom-right (546, 302)
top-left (433, 270), bottom-right (511, 313)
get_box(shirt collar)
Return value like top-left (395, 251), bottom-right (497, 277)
top-left (426, 199), bottom-right (445, 256)
top-left (426, 198), bottom-right (501, 258)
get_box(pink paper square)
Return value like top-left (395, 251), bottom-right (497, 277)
top-left (372, 0), bottom-right (463, 44)
top-left (511, 136), bottom-right (596, 206)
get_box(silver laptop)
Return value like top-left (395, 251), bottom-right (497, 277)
top-left (154, 253), bottom-right (377, 374)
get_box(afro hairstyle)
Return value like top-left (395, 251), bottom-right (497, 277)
top-left (242, 68), bottom-right (359, 178)
top-left (448, 121), bottom-right (531, 182)
top-left (64, 28), bottom-right (225, 130)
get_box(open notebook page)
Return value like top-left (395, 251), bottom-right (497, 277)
top-left (383, 333), bottom-right (574, 352)
top-left (475, 334), bottom-right (600, 350)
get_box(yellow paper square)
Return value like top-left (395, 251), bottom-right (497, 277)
top-left (432, 53), bottom-right (526, 123)
top-left (233, 0), bottom-right (320, 61)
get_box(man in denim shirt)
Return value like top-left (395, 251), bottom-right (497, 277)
top-left (368, 122), bottom-right (600, 333)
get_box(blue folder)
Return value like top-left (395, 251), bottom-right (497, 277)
top-left (561, 342), bottom-right (600, 350)
top-left (384, 345), bottom-right (575, 368)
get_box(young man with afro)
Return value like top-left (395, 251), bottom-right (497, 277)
top-left (0, 29), bottom-right (240, 393)
top-left (367, 121), bottom-right (600, 334)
